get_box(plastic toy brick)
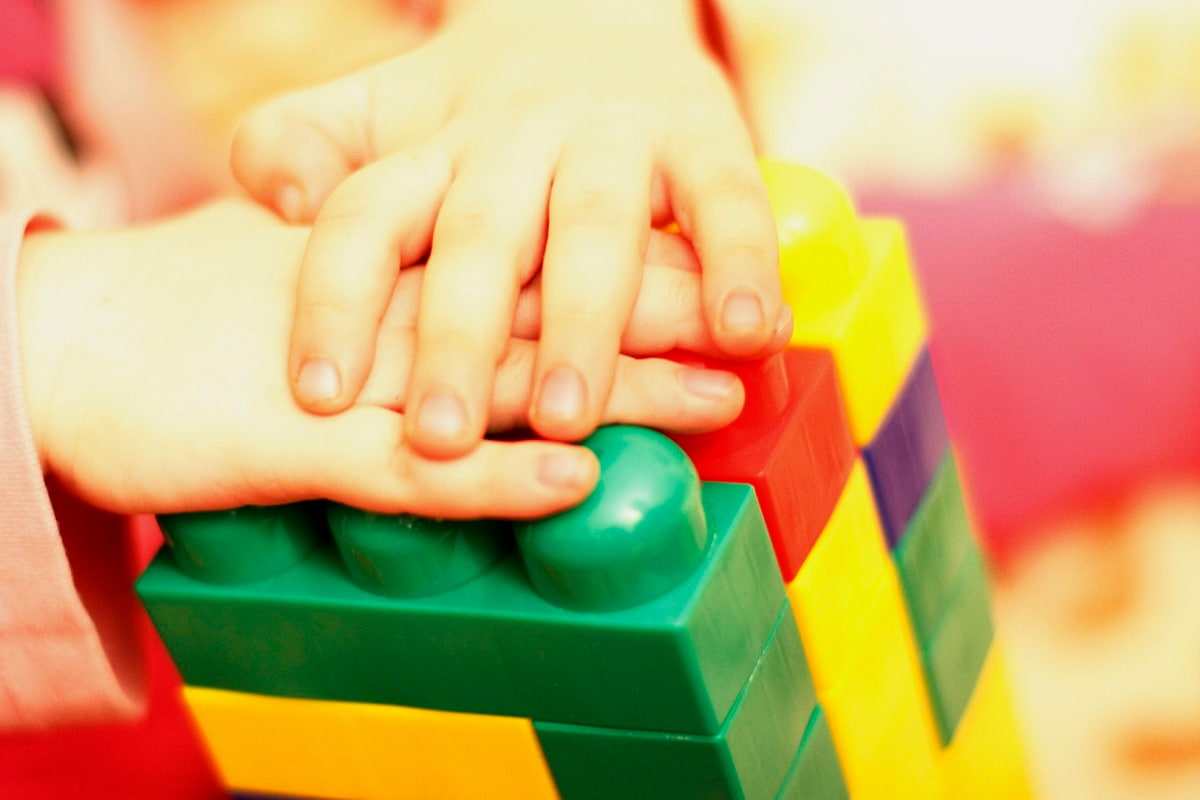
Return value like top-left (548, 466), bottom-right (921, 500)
top-left (185, 686), bottom-right (558, 800)
top-left (817, 569), bottom-right (940, 798)
top-left (139, 472), bottom-right (784, 734)
top-left (777, 708), bottom-right (849, 800)
top-left (893, 451), bottom-right (977, 647)
top-left (922, 543), bottom-right (996, 744)
top-left (158, 503), bottom-right (325, 585)
top-left (673, 348), bottom-right (856, 581)
top-left (939, 646), bottom-right (1032, 799)
top-left (862, 350), bottom-right (950, 547)
top-left (535, 604), bottom-right (815, 800)
top-left (787, 461), bottom-right (891, 690)
top-left (760, 162), bottom-right (927, 445)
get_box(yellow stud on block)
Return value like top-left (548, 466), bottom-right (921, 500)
top-left (761, 161), bottom-right (928, 444)
top-left (183, 686), bottom-right (560, 800)
top-left (939, 646), bottom-right (1034, 800)
top-left (788, 461), bottom-right (891, 690)
top-left (816, 569), bottom-right (942, 798)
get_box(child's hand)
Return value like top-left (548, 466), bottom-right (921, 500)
top-left (16, 200), bottom-right (744, 519)
top-left (230, 0), bottom-right (785, 458)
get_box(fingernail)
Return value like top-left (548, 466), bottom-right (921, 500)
top-left (538, 366), bottom-right (587, 422)
top-left (720, 291), bottom-right (765, 334)
top-left (296, 358), bottom-right (341, 404)
top-left (416, 390), bottom-right (468, 440)
top-left (276, 183), bottom-right (305, 223)
top-left (537, 452), bottom-right (592, 489)
top-left (774, 303), bottom-right (794, 339)
top-left (680, 368), bottom-right (738, 399)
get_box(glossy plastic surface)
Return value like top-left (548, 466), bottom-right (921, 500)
top-left (816, 569), bottom-right (941, 798)
top-left (673, 349), bottom-right (855, 581)
top-left (516, 426), bottom-right (708, 612)
top-left (157, 504), bottom-right (324, 585)
top-left (326, 506), bottom-right (509, 599)
top-left (139, 482), bottom-right (782, 736)
top-left (535, 604), bottom-right (815, 800)
top-left (893, 452), bottom-right (975, 646)
top-left (787, 218), bottom-right (927, 446)
top-left (863, 350), bottom-right (950, 547)
top-left (777, 708), bottom-right (849, 800)
top-left (922, 544), bottom-right (995, 744)
top-left (186, 686), bottom-right (558, 800)
top-left (938, 647), bottom-right (1032, 799)
top-left (788, 462), bottom-right (890, 691)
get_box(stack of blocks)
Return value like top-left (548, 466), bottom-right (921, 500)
top-left (136, 162), bottom-right (1030, 799)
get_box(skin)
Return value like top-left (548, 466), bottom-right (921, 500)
top-left (230, 0), bottom-right (787, 460)
top-left (16, 200), bottom-right (760, 519)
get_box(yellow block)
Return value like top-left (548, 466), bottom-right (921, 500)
top-left (939, 646), bottom-right (1033, 800)
top-left (788, 461), bottom-right (891, 691)
top-left (816, 570), bottom-right (942, 799)
top-left (183, 686), bottom-right (560, 800)
top-left (761, 161), bottom-right (927, 444)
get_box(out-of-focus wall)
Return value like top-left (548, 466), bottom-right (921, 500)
top-left (726, 0), bottom-right (1200, 223)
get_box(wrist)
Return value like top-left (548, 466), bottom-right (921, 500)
top-left (15, 223), bottom-right (72, 470)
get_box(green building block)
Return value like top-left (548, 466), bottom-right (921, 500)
top-left (158, 503), bottom-right (325, 585)
top-left (893, 451), bottom-right (976, 647)
top-left (777, 708), bottom-right (849, 800)
top-left (535, 604), bottom-right (816, 800)
top-left (138, 482), bottom-right (783, 735)
top-left (325, 507), bottom-right (509, 599)
top-left (516, 426), bottom-right (710, 612)
top-left (922, 544), bottom-right (995, 744)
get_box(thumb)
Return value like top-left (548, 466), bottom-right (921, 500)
top-left (230, 76), bottom-right (376, 224)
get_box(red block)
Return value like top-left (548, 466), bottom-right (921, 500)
top-left (673, 349), bottom-right (855, 580)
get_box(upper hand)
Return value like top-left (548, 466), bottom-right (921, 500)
top-left (231, 0), bottom-right (786, 458)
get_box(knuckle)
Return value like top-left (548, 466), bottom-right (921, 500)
top-left (553, 188), bottom-right (635, 231)
top-left (697, 167), bottom-right (770, 209)
top-left (434, 207), bottom-right (508, 250)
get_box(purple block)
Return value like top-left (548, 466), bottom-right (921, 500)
top-left (863, 349), bottom-right (950, 547)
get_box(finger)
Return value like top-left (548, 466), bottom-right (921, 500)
top-left (290, 147), bottom-right (452, 414)
top-left (645, 229), bottom-right (701, 272)
top-left (231, 63), bottom-right (452, 223)
top-left (509, 263), bottom-right (790, 357)
top-left (491, 344), bottom-right (745, 434)
top-left (531, 132), bottom-right (653, 441)
top-left (405, 135), bottom-right (557, 458)
top-left (363, 329), bottom-right (744, 435)
top-left (662, 126), bottom-right (783, 357)
top-left (304, 407), bottom-right (600, 519)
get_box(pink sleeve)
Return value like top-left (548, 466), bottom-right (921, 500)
top-left (0, 209), bottom-right (146, 730)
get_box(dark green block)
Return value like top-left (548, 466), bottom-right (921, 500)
top-left (893, 452), bottom-right (977, 647)
top-left (536, 604), bottom-right (815, 800)
top-left (158, 503), bottom-right (326, 585)
top-left (778, 708), bottom-right (848, 800)
top-left (138, 483), bottom-right (783, 735)
top-left (923, 544), bottom-right (995, 744)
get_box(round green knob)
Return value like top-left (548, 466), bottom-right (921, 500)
top-left (157, 503), bottom-right (323, 585)
top-left (515, 426), bottom-right (709, 612)
top-left (326, 505), bottom-right (510, 598)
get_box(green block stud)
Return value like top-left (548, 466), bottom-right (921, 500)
top-left (326, 506), bottom-right (509, 599)
top-left (536, 604), bottom-right (816, 800)
top-left (923, 544), bottom-right (995, 744)
top-left (157, 503), bottom-right (325, 585)
top-left (777, 708), bottom-right (849, 800)
top-left (516, 426), bottom-right (709, 612)
top-left (893, 452), bottom-right (976, 647)
top-left (139, 478), bottom-right (784, 734)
